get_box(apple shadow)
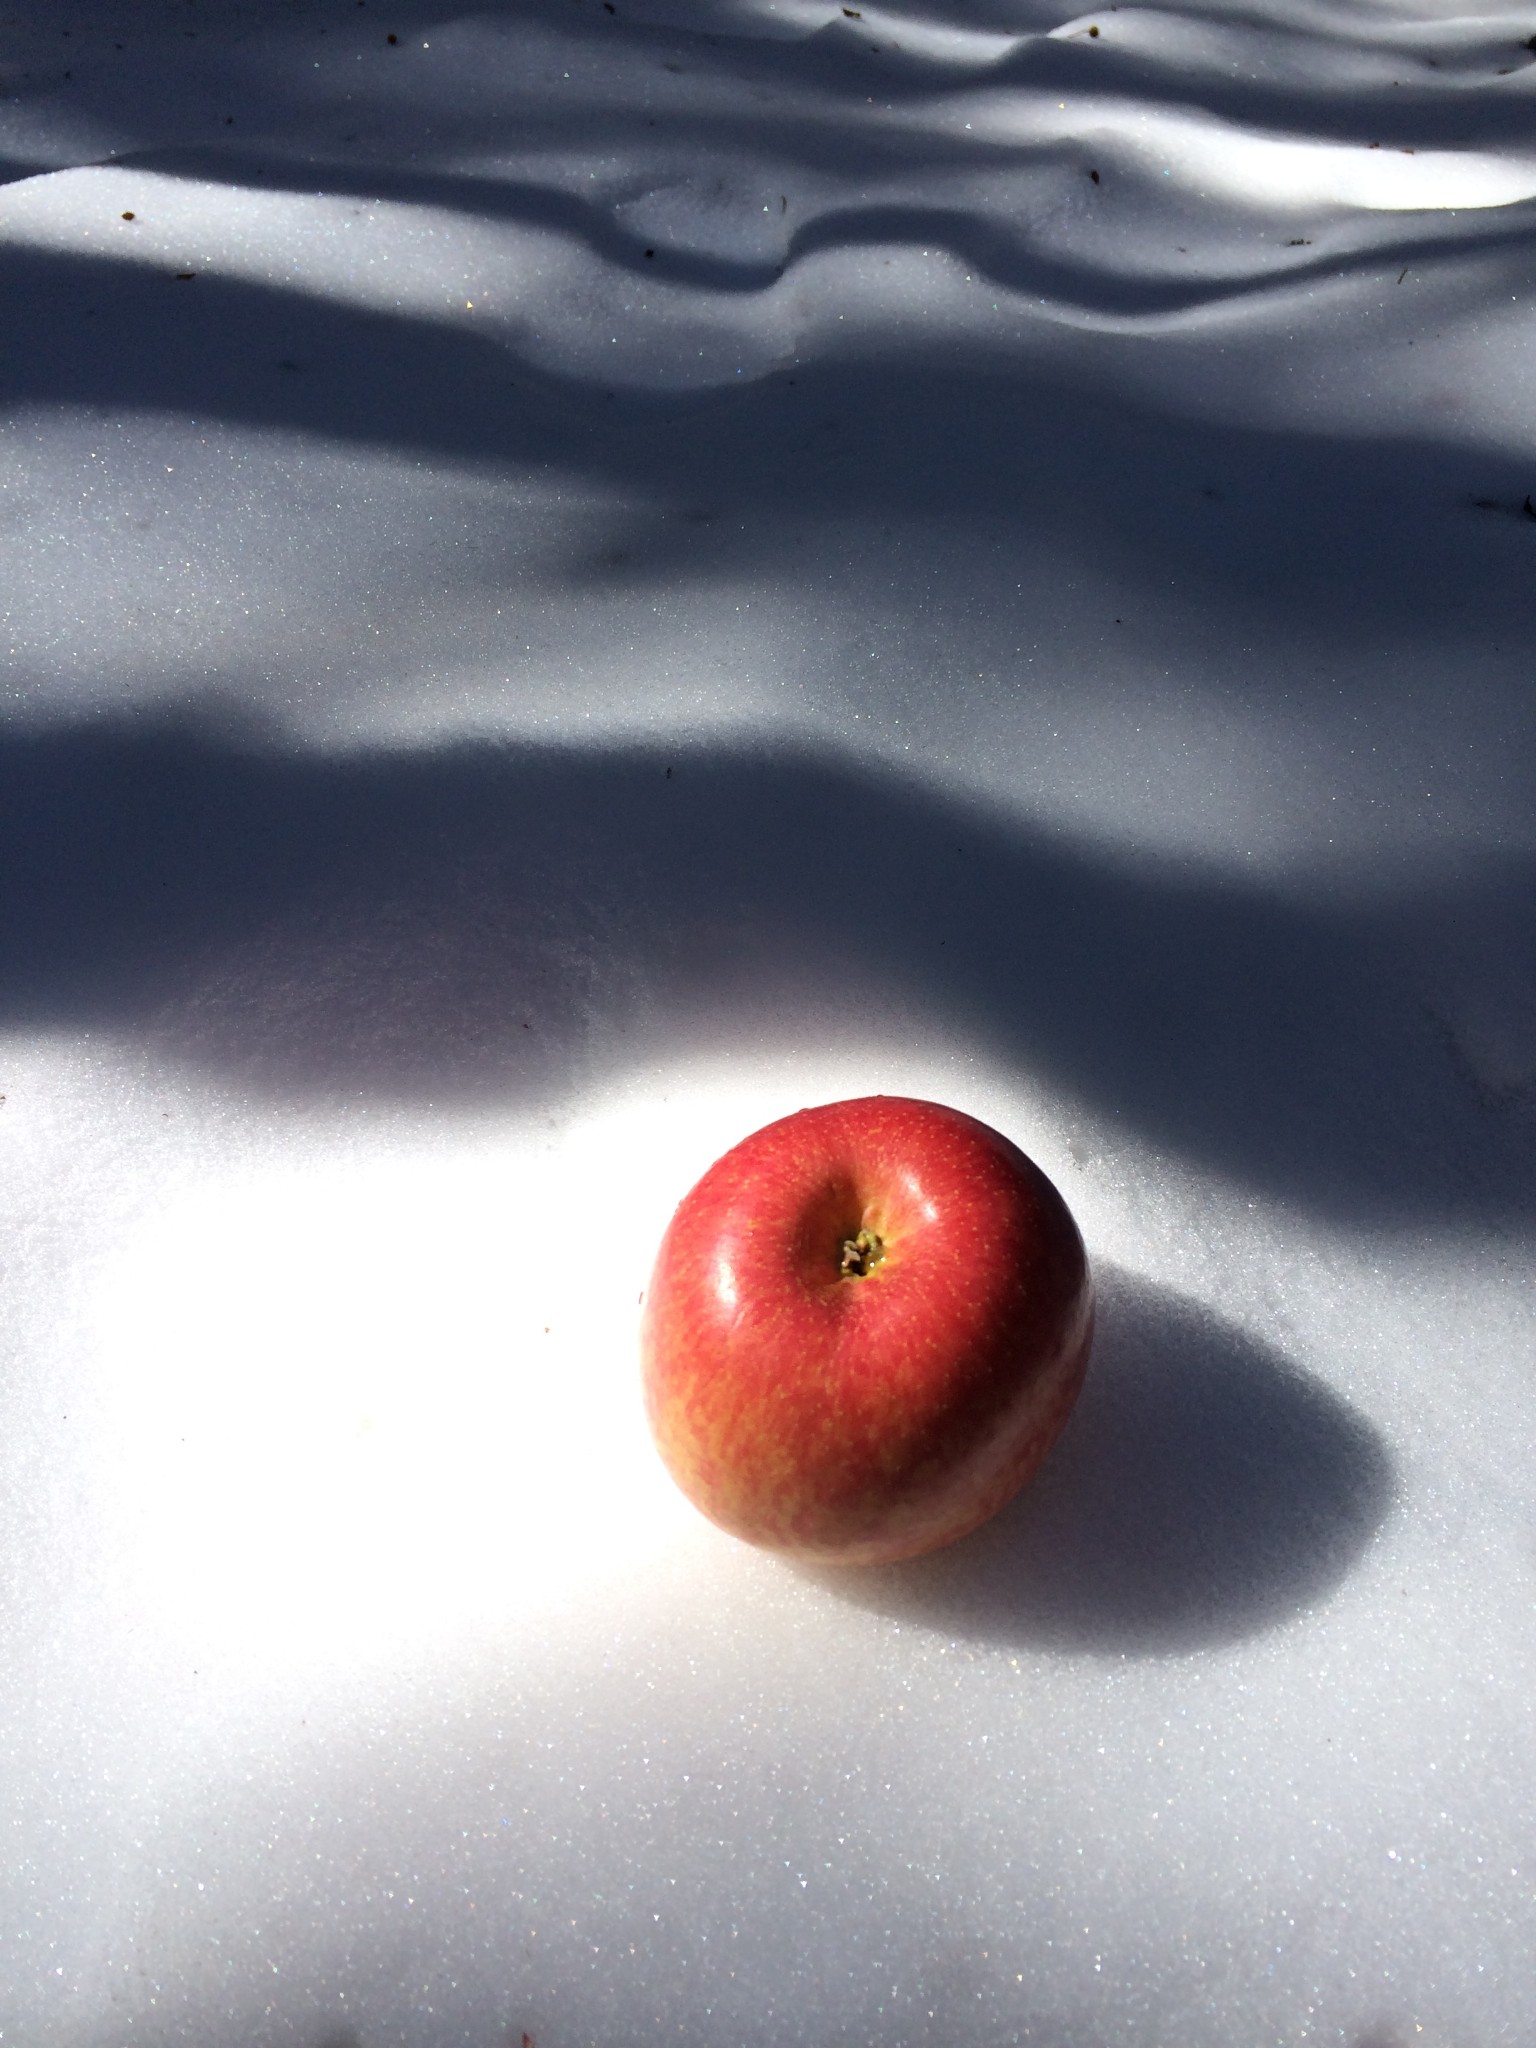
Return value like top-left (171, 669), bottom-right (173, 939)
top-left (806, 1266), bottom-right (1395, 1656)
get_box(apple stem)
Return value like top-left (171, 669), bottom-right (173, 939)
top-left (839, 1227), bottom-right (885, 1279)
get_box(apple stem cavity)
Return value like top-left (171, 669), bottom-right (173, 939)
top-left (838, 1226), bottom-right (885, 1279)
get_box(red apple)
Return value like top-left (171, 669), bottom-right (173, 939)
top-left (640, 1095), bottom-right (1093, 1565)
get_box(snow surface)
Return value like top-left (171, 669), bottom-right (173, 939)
top-left (2, 1), bottom-right (1535, 2043)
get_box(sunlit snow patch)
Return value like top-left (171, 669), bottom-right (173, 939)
top-left (82, 1122), bottom-right (690, 1683)
top-left (959, 93), bottom-right (1536, 213)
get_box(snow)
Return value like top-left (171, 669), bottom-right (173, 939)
top-left (1, 1), bottom-right (1534, 2043)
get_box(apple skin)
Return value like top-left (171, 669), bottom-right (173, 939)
top-left (640, 1096), bottom-right (1093, 1566)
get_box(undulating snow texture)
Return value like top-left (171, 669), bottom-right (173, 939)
top-left (2, 1), bottom-right (1535, 2043)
